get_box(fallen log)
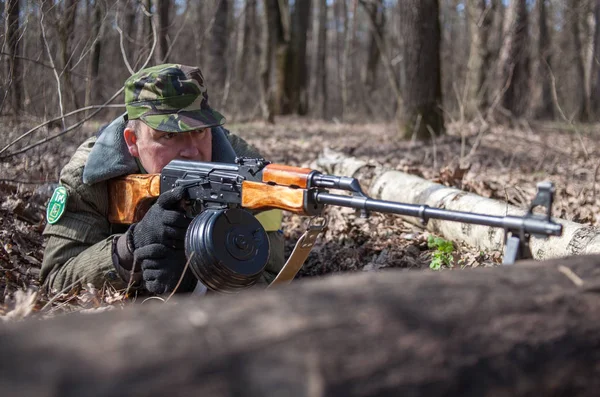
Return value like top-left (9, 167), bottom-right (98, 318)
top-left (2, 255), bottom-right (600, 396)
top-left (314, 148), bottom-right (600, 260)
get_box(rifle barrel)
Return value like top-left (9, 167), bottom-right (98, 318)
top-left (314, 193), bottom-right (563, 236)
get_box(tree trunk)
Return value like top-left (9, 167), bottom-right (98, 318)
top-left (273, 0), bottom-right (291, 115)
top-left (192, 1), bottom-right (205, 66)
top-left (341, 0), bottom-right (356, 120)
top-left (465, 0), bottom-right (494, 117)
top-left (58, 0), bottom-right (80, 111)
top-left (534, 0), bottom-right (555, 120)
top-left (591, 0), bottom-right (600, 119)
top-left (3, 255), bottom-right (600, 396)
top-left (124, 0), bottom-right (137, 58)
top-left (154, 0), bottom-right (170, 63)
top-left (259, 0), bottom-right (276, 123)
top-left (313, 0), bottom-right (328, 118)
top-left (494, 0), bottom-right (529, 119)
top-left (566, 0), bottom-right (589, 121)
top-left (209, 0), bottom-right (229, 104)
top-left (84, 0), bottom-right (103, 112)
top-left (315, 149), bottom-right (600, 260)
top-left (397, 0), bottom-right (444, 140)
top-left (136, 0), bottom-right (153, 67)
top-left (234, 0), bottom-right (256, 83)
top-left (5, 0), bottom-right (22, 115)
top-left (361, 0), bottom-right (385, 94)
top-left (287, 0), bottom-right (311, 115)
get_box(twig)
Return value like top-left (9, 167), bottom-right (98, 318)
top-left (136, 1), bottom-right (158, 72)
top-left (166, 252), bottom-right (194, 302)
top-left (40, 276), bottom-right (86, 312)
top-left (40, 6), bottom-right (66, 130)
top-left (0, 1), bottom-right (158, 160)
top-left (114, 10), bottom-right (135, 75)
top-left (592, 161), bottom-right (600, 202)
top-left (0, 103), bottom-right (124, 157)
top-left (0, 88), bottom-right (125, 159)
top-left (0, 52), bottom-right (87, 78)
top-left (558, 265), bottom-right (584, 287)
top-left (69, 1), bottom-right (117, 73)
top-left (0, 178), bottom-right (53, 185)
top-left (547, 59), bottom-right (589, 160)
top-left (427, 125), bottom-right (438, 170)
top-left (161, 8), bottom-right (192, 65)
top-left (409, 113), bottom-right (422, 148)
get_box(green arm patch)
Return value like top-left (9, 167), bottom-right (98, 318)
top-left (46, 186), bottom-right (69, 224)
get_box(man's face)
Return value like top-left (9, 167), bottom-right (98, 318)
top-left (124, 121), bottom-right (212, 173)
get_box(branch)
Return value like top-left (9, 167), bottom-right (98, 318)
top-left (0, 89), bottom-right (124, 160)
top-left (0, 52), bottom-right (88, 78)
top-left (357, 0), bottom-right (402, 106)
top-left (40, 5), bottom-right (66, 130)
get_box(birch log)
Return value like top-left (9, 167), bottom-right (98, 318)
top-left (314, 148), bottom-right (600, 260)
top-left (1, 255), bottom-right (600, 396)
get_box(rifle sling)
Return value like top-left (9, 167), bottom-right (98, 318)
top-left (268, 219), bottom-right (326, 288)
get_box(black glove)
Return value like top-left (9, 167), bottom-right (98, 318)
top-left (129, 186), bottom-right (197, 295)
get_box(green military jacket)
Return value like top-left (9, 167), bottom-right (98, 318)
top-left (41, 130), bottom-right (284, 293)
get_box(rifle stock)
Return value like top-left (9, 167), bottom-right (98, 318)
top-left (107, 174), bottom-right (161, 224)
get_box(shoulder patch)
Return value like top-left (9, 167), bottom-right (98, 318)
top-left (46, 186), bottom-right (68, 224)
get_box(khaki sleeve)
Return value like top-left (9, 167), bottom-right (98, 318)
top-left (41, 138), bottom-right (129, 293)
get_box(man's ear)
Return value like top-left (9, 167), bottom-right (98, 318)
top-left (123, 127), bottom-right (139, 158)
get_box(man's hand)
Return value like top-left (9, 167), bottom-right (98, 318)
top-left (129, 186), bottom-right (197, 294)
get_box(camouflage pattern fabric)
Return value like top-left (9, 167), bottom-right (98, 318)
top-left (125, 64), bottom-right (225, 133)
top-left (41, 131), bottom-right (285, 293)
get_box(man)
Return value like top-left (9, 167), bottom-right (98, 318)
top-left (41, 64), bottom-right (284, 295)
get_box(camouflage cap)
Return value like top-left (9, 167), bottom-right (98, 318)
top-left (124, 64), bottom-right (225, 132)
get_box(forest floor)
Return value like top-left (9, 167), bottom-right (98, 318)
top-left (1, 115), bottom-right (599, 319)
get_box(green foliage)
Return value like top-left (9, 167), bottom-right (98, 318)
top-left (427, 235), bottom-right (455, 270)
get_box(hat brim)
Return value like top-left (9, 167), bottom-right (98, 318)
top-left (140, 108), bottom-right (226, 132)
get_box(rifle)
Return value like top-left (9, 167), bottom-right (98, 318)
top-left (108, 157), bottom-right (563, 292)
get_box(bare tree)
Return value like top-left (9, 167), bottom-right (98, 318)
top-left (4, 0), bottom-right (600, 127)
top-left (272, 0), bottom-right (291, 115)
top-left (465, 0), bottom-right (495, 117)
top-left (57, 0), bottom-right (80, 110)
top-left (154, 0), bottom-right (170, 63)
top-left (234, 0), bottom-right (257, 83)
top-left (287, 0), bottom-right (311, 115)
top-left (85, 0), bottom-right (104, 111)
top-left (5, 0), bottom-right (22, 115)
top-left (565, 0), bottom-right (589, 121)
top-left (494, 0), bottom-right (530, 119)
top-left (259, 0), bottom-right (277, 122)
top-left (397, 0), bottom-right (444, 139)
top-left (135, 0), bottom-right (154, 69)
top-left (313, 0), bottom-right (328, 118)
top-left (209, 0), bottom-right (229, 100)
top-left (534, 0), bottom-right (555, 119)
top-left (590, 0), bottom-right (600, 119)
top-left (124, 0), bottom-right (137, 57)
top-left (361, 0), bottom-right (385, 94)
top-left (341, 0), bottom-right (357, 120)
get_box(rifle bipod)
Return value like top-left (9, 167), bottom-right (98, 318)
top-left (502, 182), bottom-right (557, 265)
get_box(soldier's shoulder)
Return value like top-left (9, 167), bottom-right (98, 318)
top-left (59, 136), bottom-right (98, 188)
